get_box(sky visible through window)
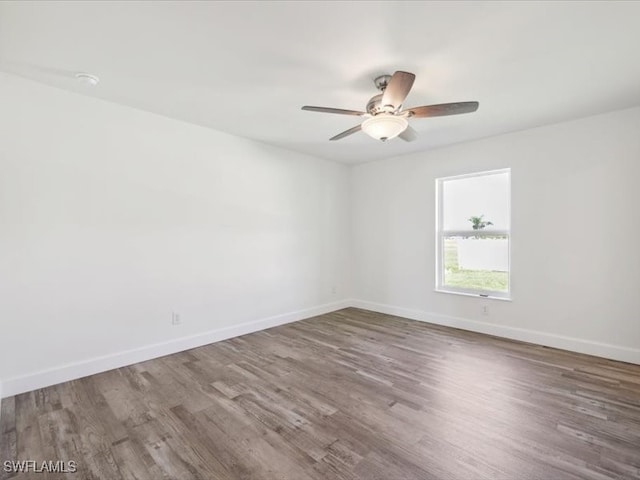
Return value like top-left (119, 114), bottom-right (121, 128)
top-left (442, 172), bottom-right (510, 231)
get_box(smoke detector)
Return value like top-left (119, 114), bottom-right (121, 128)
top-left (75, 72), bottom-right (99, 87)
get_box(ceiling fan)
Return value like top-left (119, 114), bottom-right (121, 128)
top-left (301, 71), bottom-right (479, 142)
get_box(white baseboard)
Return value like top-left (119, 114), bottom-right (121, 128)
top-left (0, 300), bottom-right (351, 399)
top-left (3, 298), bottom-right (638, 400)
top-left (351, 299), bottom-right (640, 365)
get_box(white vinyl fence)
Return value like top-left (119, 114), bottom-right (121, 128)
top-left (457, 238), bottom-right (508, 271)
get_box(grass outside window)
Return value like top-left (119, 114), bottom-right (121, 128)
top-left (443, 238), bottom-right (508, 292)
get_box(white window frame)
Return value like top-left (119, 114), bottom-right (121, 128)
top-left (435, 168), bottom-right (511, 300)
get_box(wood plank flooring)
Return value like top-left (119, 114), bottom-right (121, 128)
top-left (1, 308), bottom-right (640, 479)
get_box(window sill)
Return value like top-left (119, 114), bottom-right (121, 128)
top-left (434, 289), bottom-right (512, 302)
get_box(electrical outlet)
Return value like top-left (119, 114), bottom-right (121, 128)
top-left (331, 285), bottom-right (337, 295)
top-left (172, 312), bottom-right (182, 325)
top-left (482, 305), bottom-right (489, 316)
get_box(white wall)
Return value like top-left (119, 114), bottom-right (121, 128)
top-left (351, 107), bottom-right (640, 362)
top-left (2, 73), bottom-right (639, 400)
top-left (0, 73), bottom-right (351, 395)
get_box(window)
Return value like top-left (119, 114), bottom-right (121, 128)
top-left (436, 169), bottom-right (511, 299)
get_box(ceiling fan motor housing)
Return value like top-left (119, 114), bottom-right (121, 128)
top-left (366, 94), bottom-right (383, 114)
top-left (367, 75), bottom-right (397, 114)
top-left (367, 94), bottom-right (400, 115)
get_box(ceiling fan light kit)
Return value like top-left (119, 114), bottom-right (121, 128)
top-left (362, 114), bottom-right (408, 141)
top-left (302, 70), bottom-right (479, 143)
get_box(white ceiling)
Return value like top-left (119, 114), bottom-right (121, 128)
top-left (1, 1), bottom-right (640, 164)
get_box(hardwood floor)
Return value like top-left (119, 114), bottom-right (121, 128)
top-left (1, 307), bottom-right (639, 479)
